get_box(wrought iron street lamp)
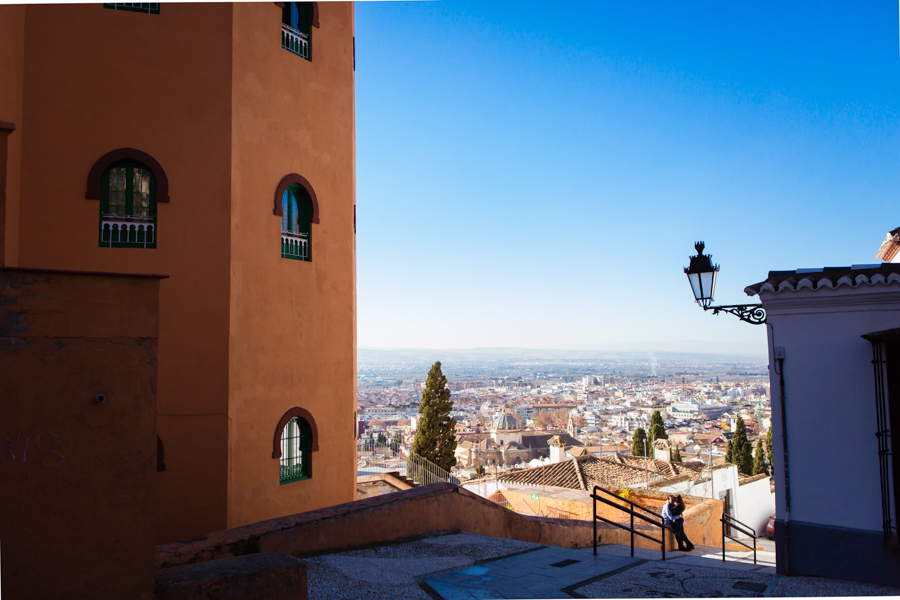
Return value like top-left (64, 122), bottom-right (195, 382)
top-left (684, 241), bottom-right (766, 325)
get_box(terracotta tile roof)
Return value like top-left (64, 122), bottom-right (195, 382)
top-left (738, 473), bottom-right (770, 486)
top-left (496, 455), bottom-right (705, 492)
top-left (521, 432), bottom-right (583, 448)
top-left (875, 228), bottom-right (900, 262)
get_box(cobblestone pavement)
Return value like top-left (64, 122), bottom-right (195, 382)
top-left (770, 575), bottom-right (900, 597)
top-left (301, 532), bottom-right (900, 599)
top-left (303, 532), bottom-right (541, 600)
top-left (573, 559), bottom-right (771, 598)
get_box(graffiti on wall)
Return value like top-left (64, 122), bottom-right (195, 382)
top-left (4, 430), bottom-right (65, 466)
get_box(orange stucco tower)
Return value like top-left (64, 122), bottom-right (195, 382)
top-left (0, 2), bottom-right (357, 543)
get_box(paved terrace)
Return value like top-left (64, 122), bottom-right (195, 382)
top-left (155, 484), bottom-right (900, 598)
top-left (304, 532), bottom-right (900, 599)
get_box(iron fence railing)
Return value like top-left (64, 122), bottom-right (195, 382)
top-left (721, 512), bottom-right (757, 564)
top-left (282, 23), bottom-right (309, 59)
top-left (406, 451), bottom-right (461, 486)
top-left (356, 442), bottom-right (460, 487)
top-left (591, 485), bottom-right (666, 560)
top-left (282, 231), bottom-right (309, 260)
top-left (100, 214), bottom-right (156, 248)
top-left (357, 441), bottom-right (406, 476)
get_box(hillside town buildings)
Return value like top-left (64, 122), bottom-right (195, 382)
top-left (357, 357), bottom-right (772, 484)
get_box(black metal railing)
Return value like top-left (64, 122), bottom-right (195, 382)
top-left (721, 512), bottom-right (757, 564)
top-left (869, 341), bottom-right (896, 543)
top-left (591, 486), bottom-right (666, 560)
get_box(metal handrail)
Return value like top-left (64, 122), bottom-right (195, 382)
top-left (591, 486), bottom-right (666, 560)
top-left (405, 451), bottom-right (461, 486)
top-left (721, 512), bottom-right (757, 564)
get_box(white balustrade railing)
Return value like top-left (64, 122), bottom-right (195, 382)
top-left (282, 230), bottom-right (309, 260)
top-left (282, 24), bottom-right (310, 59)
top-left (406, 451), bottom-right (461, 487)
top-left (100, 214), bottom-right (155, 248)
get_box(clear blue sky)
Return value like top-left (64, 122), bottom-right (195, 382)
top-left (355, 1), bottom-right (900, 355)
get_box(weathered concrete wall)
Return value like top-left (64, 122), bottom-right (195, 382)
top-left (7, 3), bottom-right (358, 546)
top-left (0, 268), bottom-right (161, 599)
top-left (681, 497), bottom-right (724, 549)
top-left (157, 483), bottom-right (725, 569)
top-left (13, 3), bottom-right (234, 544)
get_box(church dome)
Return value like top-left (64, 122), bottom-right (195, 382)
top-left (493, 413), bottom-right (519, 431)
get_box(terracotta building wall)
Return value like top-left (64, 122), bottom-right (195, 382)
top-left (226, 2), bottom-right (357, 527)
top-left (0, 268), bottom-right (161, 599)
top-left (0, 4), bottom-right (24, 266)
top-left (14, 4), bottom-right (235, 543)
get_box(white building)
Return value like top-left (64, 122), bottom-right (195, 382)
top-left (747, 259), bottom-right (900, 586)
top-left (654, 463), bottom-right (775, 537)
top-left (666, 402), bottom-right (728, 422)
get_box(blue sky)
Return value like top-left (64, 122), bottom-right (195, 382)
top-left (355, 1), bottom-right (900, 355)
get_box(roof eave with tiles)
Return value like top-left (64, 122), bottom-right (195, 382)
top-left (744, 263), bottom-right (900, 297)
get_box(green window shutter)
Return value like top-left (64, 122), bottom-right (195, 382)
top-left (300, 417), bottom-right (312, 478)
top-left (299, 2), bottom-right (312, 37)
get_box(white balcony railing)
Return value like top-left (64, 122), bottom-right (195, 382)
top-left (100, 214), bottom-right (155, 248)
top-left (282, 230), bottom-right (309, 260)
top-left (282, 24), bottom-right (310, 59)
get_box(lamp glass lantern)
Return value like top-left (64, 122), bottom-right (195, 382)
top-left (684, 241), bottom-right (719, 309)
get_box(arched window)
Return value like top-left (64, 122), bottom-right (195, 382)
top-left (99, 159), bottom-right (157, 248)
top-left (280, 416), bottom-right (312, 483)
top-left (281, 184), bottom-right (313, 261)
top-left (273, 407), bottom-right (319, 484)
top-left (282, 2), bottom-right (314, 60)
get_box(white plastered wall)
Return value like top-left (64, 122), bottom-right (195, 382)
top-left (762, 281), bottom-right (900, 532)
top-left (736, 478), bottom-right (776, 536)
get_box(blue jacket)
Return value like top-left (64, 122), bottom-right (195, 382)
top-left (662, 502), bottom-right (675, 523)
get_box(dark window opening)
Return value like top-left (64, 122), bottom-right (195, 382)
top-left (282, 2), bottom-right (313, 61)
top-left (863, 330), bottom-right (900, 545)
top-left (280, 416), bottom-right (311, 483)
top-left (281, 184), bottom-right (312, 261)
top-left (882, 342), bottom-right (899, 544)
top-left (100, 159), bottom-right (157, 248)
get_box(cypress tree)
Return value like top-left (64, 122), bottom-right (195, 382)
top-left (732, 417), bottom-right (753, 475)
top-left (724, 439), bottom-right (734, 464)
top-left (752, 439), bottom-right (769, 476)
top-left (672, 446), bottom-right (682, 463)
top-left (766, 427), bottom-right (774, 470)
top-left (648, 410), bottom-right (668, 445)
top-left (631, 427), bottom-right (648, 457)
top-left (411, 361), bottom-right (458, 472)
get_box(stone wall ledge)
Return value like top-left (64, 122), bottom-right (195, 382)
top-left (156, 483), bottom-right (724, 570)
top-left (154, 552), bottom-right (307, 600)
